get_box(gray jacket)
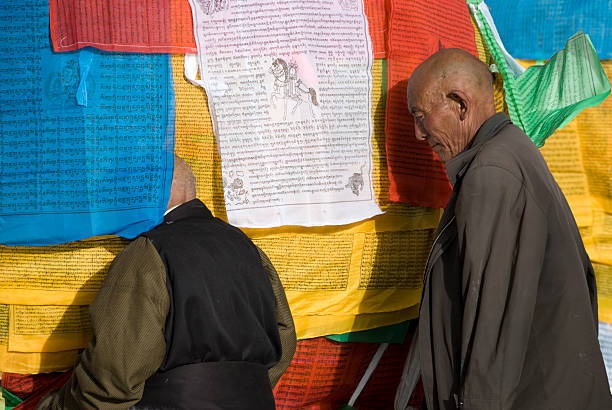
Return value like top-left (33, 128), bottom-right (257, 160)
top-left (419, 113), bottom-right (611, 410)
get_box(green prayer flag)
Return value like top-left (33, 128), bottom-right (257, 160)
top-left (326, 320), bottom-right (412, 344)
top-left (469, 1), bottom-right (611, 147)
top-left (1, 387), bottom-right (22, 410)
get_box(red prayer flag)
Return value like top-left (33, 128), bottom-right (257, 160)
top-left (385, 0), bottom-right (478, 208)
top-left (364, 0), bottom-right (388, 58)
top-left (273, 336), bottom-right (424, 409)
top-left (49, 0), bottom-right (197, 53)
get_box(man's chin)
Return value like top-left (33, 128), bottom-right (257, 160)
top-left (433, 149), bottom-right (450, 163)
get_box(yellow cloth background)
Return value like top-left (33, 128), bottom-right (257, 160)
top-left (0, 305), bottom-right (78, 373)
top-left (0, 238), bottom-right (128, 305)
top-left (0, 239), bottom-right (125, 370)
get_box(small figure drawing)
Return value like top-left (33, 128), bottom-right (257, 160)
top-left (269, 58), bottom-right (319, 121)
top-left (197, 0), bottom-right (228, 15)
top-left (338, 0), bottom-right (358, 11)
top-left (345, 167), bottom-right (364, 196)
top-left (223, 173), bottom-right (249, 206)
top-left (45, 59), bottom-right (79, 104)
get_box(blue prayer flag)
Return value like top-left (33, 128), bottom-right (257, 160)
top-left (0, 0), bottom-right (174, 246)
top-left (484, 0), bottom-right (612, 60)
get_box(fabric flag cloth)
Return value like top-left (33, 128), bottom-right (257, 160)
top-left (1, 371), bottom-right (72, 410)
top-left (482, 0), bottom-right (612, 60)
top-left (385, 0), bottom-right (478, 208)
top-left (469, 1), bottom-right (611, 147)
top-left (364, 0), bottom-right (388, 58)
top-left (326, 320), bottom-right (412, 344)
top-left (2, 387), bottom-right (22, 410)
top-left (273, 336), bottom-right (424, 409)
top-left (0, 0), bottom-right (175, 246)
top-left (49, 0), bottom-right (197, 54)
top-left (187, 0), bottom-right (382, 228)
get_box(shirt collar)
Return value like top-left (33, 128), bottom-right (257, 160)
top-left (445, 112), bottom-right (510, 187)
top-left (164, 204), bottom-right (180, 216)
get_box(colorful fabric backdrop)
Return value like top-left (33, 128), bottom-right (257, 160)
top-left (0, 2), bottom-right (611, 409)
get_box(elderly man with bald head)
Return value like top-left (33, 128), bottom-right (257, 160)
top-left (37, 156), bottom-right (296, 410)
top-left (407, 49), bottom-right (610, 409)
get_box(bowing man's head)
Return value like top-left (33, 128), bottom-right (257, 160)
top-left (406, 48), bottom-right (496, 162)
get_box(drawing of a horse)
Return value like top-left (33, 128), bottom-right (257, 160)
top-left (269, 58), bottom-right (319, 120)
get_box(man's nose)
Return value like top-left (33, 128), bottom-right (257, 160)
top-left (414, 124), bottom-right (427, 141)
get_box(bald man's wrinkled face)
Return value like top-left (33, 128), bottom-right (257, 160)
top-left (407, 82), bottom-right (471, 163)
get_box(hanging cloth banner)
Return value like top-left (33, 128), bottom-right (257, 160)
top-left (384, 0), bottom-right (479, 208)
top-left (364, 0), bottom-right (388, 58)
top-left (188, 0), bottom-right (382, 228)
top-left (49, 0), bottom-right (197, 54)
top-left (481, 0), bottom-right (612, 60)
top-left (0, 0), bottom-right (174, 246)
top-left (273, 336), bottom-right (424, 409)
top-left (469, 0), bottom-right (611, 147)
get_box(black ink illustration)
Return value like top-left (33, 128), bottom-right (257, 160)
top-left (269, 58), bottom-right (319, 120)
top-left (345, 166), bottom-right (364, 196)
top-left (197, 0), bottom-right (229, 15)
top-left (223, 171), bottom-right (249, 206)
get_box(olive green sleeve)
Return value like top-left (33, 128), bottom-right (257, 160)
top-left (37, 237), bottom-right (170, 410)
top-left (256, 246), bottom-right (296, 387)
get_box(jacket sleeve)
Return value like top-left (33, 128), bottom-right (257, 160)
top-left (255, 246), bottom-right (297, 387)
top-left (36, 237), bottom-right (170, 410)
top-left (455, 165), bottom-right (547, 409)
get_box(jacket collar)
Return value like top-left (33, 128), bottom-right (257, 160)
top-left (445, 112), bottom-right (511, 187)
top-left (164, 199), bottom-right (213, 223)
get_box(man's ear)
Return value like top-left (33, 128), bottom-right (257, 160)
top-left (446, 90), bottom-right (468, 121)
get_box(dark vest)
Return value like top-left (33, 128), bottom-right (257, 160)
top-left (135, 199), bottom-right (281, 410)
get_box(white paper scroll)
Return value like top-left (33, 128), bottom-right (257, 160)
top-left (188, 0), bottom-right (382, 228)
